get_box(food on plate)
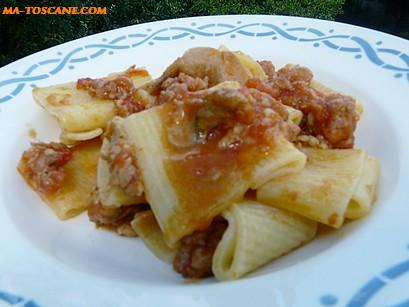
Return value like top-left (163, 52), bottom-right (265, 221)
top-left (132, 201), bottom-right (317, 280)
top-left (257, 149), bottom-right (380, 227)
top-left (17, 46), bottom-right (380, 280)
top-left (33, 66), bottom-right (151, 144)
top-left (96, 118), bottom-right (146, 208)
top-left (116, 91), bottom-right (306, 246)
top-left (18, 139), bottom-right (101, 219)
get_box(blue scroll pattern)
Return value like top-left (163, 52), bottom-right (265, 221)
top-left (0, 290), bottom-right (40, 307)
top-left (0, 20), bottom-right (409, 104)
top-left (320, 244), bottom-right (409, 307)
top-left (1, 18), bottom-right (408, 307)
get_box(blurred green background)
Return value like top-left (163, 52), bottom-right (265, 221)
top-left (0, 0), bottom-right (408, 67)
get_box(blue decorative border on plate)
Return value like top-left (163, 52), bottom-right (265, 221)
top-left (1, 17), bottom-right (408, 307)
top-left (320, 244), bottom-right (409, 307)
top-left (1, 20), bottom-right (408, 104)
top-left (0, 290), bottom-right (40, 307)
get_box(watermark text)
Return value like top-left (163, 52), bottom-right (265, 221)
top-left (2, 6), bottom-right (107, 15)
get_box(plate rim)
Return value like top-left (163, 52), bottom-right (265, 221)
top-left (1, 14), bottom-right (408, 307)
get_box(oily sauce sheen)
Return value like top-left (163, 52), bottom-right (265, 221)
top-left (159, 82), bottom-right (287, 233)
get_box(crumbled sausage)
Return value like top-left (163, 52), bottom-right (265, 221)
top-left (87, 189), bottom-right (147, 235)
top-left (173, 219), bottom-right (227, 278)
top-left (19, 142), bottom-right (73, 194)
top-left (257, 60), bottom-right (275, 80)
top-left (103, 122), bottom-right (144, 198)
top-left (161, 74), bottom-right (298, 152)
top-left (107, 140), bottom-right (144, 198)
top-left (77, 66), bottom-right (145, 117)
top-left (158, 72), bottom-right (208, 105)
top-left (247, 65), bottom-right (359, 148)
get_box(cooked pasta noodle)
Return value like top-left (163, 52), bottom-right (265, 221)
top-left (17, 46), bottom-right (380, 281)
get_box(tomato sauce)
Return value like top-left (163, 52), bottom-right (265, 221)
top-left (159, 85), bottom-right (286, 234)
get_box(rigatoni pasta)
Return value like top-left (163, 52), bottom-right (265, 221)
top-left (96, 120), bottom-right (146, 208)
top-left (256, 149), bottom-right (379, 228)
top-left (33, 66), bottom-right (152, 144)
top-left (212, 201), bottom-right (317, 281)
top-left (131, 211), bottom-right (176, 263)
top-left (346, 155), bottom-right (380, 219)
top-left (118, 101), bottom-right (306, 246)
top-left (130, 201), bottom-right (317, 281)
top-left (17, 46), bottom-right (380, 281)
top-left (34, 85), bottom-right (114, 132)
top-left (18, 139), bottom-right (101, 219)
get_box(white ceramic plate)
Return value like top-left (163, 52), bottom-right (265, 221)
top-left (0, 15), bottom-right (408, 307)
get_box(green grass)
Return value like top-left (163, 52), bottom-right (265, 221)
top-left (0, 0), bottom-right (345, 67)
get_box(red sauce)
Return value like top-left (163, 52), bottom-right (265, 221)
top-left (123, 65), bottom-right (150, 78)
top-left (87, 198), bottom-right (145, 228)
top-left (103, 122), bottom-right (144, 198)
top-left (76, 66), bottom-right (147, 117)
top-left (159, 83), bottom-right (288, 236)
top-left (18, 142), bottom-right (73, 195)
top-left (173, 218), bottom-right (227, 278)
top-left (247, 64), bottom-right (359, 149)
top-left (257, 60), bottom-right (275, 80)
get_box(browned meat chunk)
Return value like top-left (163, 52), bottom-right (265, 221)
top-left (247, 65), bottom-right (359, 148)
top-left (173, 219), bottom-right (227, 278)
top-left (18, 142), bottom-right (73, 195)
top-left (77, 66), bottom-right (146, 117)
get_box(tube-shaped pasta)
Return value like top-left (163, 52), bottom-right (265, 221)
top-left (346, 155), bottom-right (381, 219)
top-left (60, 128), bottom-right (104, 145)
top-left (97, 131), bottom-right (146, 208)
top-left (18, 139), bottom-right (101, 219)
top-left (33, 69), bottom-right (152, 144)
top-left (257, 149), bottom-right (380, 228)
top-left (33, 84), bottom-right (115, 133)
top-left (131, 211), bottom-right (176, 263)
top-left (213, 201), bottom-right (317, 281)
top-left (119, 105), bottom-right (306, 246)
top-left (234, 51), bottom-right (267, 80)
top-left (249, 137), bottom-right (306, 189)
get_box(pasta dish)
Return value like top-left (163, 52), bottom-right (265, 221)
top-left (17, 47), bottom-right (380, 281)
